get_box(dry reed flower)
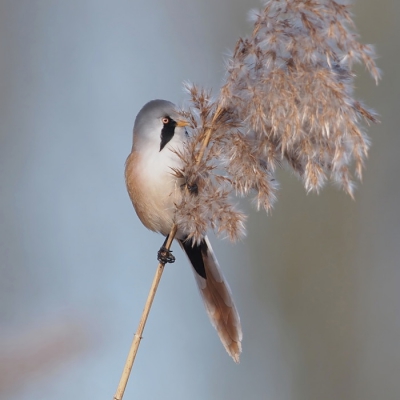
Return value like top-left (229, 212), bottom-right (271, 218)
top-left (176, 0), bottom-right (380, 243)
top-left (173, 85), bottom-right (247, 244)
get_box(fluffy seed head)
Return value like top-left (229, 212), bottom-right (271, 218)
top-left (174, 0), bottom-right (379, 242)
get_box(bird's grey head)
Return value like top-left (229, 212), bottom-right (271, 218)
top-left (133, 99), bottom-right (187, 152)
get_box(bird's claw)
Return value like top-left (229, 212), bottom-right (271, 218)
top-left (157, 246), bottom-right (175, 264)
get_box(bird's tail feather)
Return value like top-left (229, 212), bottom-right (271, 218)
top-left (178, 236), bottom-right (242, 362)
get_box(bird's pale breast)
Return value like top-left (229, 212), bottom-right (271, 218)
top-left (125, 143), bottom-right (183, 236)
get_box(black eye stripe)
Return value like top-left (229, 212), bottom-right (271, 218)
top-left (160, 117), bottom-right (176, 151)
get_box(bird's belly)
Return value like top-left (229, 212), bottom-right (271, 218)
top-left (139, 174), bottom-right (182, 235)
top-left (126, 148), bottom-right (184, 236)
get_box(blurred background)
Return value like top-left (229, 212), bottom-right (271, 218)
top-left (0, 1), bottom-right (398, 399)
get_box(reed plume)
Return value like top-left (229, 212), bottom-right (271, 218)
top-left (176, 0), bottom-right (380, 242)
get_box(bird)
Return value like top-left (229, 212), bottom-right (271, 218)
top-left (125, 99), bottom-right (242, 362)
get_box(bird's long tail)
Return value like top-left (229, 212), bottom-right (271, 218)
top-left (177, 236), bottom-right (242, 362)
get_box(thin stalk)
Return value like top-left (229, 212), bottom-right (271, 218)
top-left (113, 224), bottom-right (177, 400)
top-left (195, 104), bottom-right (223, 163)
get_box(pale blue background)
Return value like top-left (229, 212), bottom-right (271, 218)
top-left (1, 1), bottom-right (399, 399)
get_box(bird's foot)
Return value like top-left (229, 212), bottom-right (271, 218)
top-left (157, 246), bottom-right (175, 264)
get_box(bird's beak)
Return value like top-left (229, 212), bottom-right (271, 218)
top-left (176, 119), bottom-right (189, 127)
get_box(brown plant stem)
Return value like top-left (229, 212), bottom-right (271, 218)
top-left (195, 104), bottom-right (223, 164)
top-left (113, 224), bottom-right (177, 400)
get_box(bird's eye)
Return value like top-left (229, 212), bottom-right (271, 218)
top-left (162, 117), bottom-right (169, 124)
